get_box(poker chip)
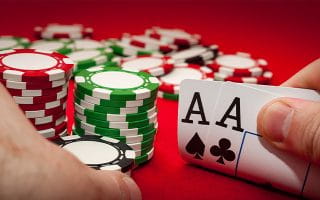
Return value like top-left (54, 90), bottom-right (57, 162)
top-left (214, 71), bottom-right (273, 84)
top-left (6, 85), bottom-right (67, 97)
top-left (19, 96), bottom-right (67, 111)
top-left (75, 102), bottom-right (157, 122)
top-left (13, 87), bottom-right (67, 104)
top-left (67, 48), bottom-right (114, 73)
top-left (75, 118), bottom-right (158, 137)
top-left (0, 78), bottom-right (67, 90)
top-left (34, 115), bottom-right (66, 130)
top-left (28, 112), bottom-right (65, 125)
top-left (29, 39), bottom-right (74, 55)
top-left (38, 120), bottom-right (67, 138)
top-left (0, 49), bottom-right (74, 82)
top-left (134, 147), bottom-right (154, 166)
top-left (75, 90), bottom-right (156, 108)
top-left (73, 39), bottom-right (104, 50)
top-left (106, 40), bottom-right (160, 57)
top-left (0, 36), bottom-right (30, 50)
top-left (75, 111), bottom-right (157, 129)
top-left (34, 23), bottom-right (93, 39)
top-left (118, 55), bottom-right (175, 77)
top-left (157, 90), bottom-right (179, 101)
top-left (128, 137), bottom-right (155, 151)
top-left (52, 135), bottom-right (135, 172)
top-left (206, 52), bottom-right (268, 77)
top-left (24, 102), bottom-right (66, 118)
top-left (121, 33), bottom-right (177, 54)
top-left (145, 27), bottom-right (201, 47)
top-left (169, 45), bottom-right (219, 65)
top-left (75, 66), bottom-right (159, 101)
top-left (158, 63), bottom-right (213, 94)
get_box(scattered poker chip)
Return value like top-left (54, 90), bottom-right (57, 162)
top-left (28, 112), bottom-right (65, 125)
top-left (29, 39), bottom-right (74, 55)
top-left (19, 96), bottom-right (67, 111)
top-left (6, 85), bottom-right (67, 97)
top-left (145, 27), bottom-right (201, 47)
top-left (206, 52), bottom-right (268, 77)
top-left (121, 33), bottom-right (177, 53)
top-left (73, 39), bottom-right (104, 50)
top-left (13, 87), bottom-right (67, 104)
top-left (75, 102), bottom-right (157, 122)
top-left (157, 90), bottom-right (179, 101)
top-left (106, 40), bottom-right (160, 57)
top-left (25, 102), bottom-right (66, 118)
top-left (75, 117), bottom-right (158, 136)
top-left (0, 78), bottom-right (67, 90)
top-left (214, 71), bottom-right (273, 84)
top-left (119, 55), bottom-right (175, 77)
top-left (75, 111), bottom-right (157, 129)
top-left (0, 49), bottom-right (74, 82)
top-left (34, 23), bottom-right (93, 39)
top-left (38, 121), bottom-right (67, 138)
top-left (75, 66), bottom-right (159, 101)
top-left (34, 115), bottom-right (66, 130)
top-left (75, 90), bottom-right (156, 108)
top-left (75, 97), bottom-right (156, 115)
top-left (74, 126), bottom-right (157, 144)
top-left (0, 36), bottom-right (30, 50)
top-left (169, 45), bottom-right (219, 65)
top-left (134, 147), bottom-right (154, 166)
top-left (52, 135), bottom-right (135, 172)
top-left (67, 48), bottom-right (114, 72)
top-left (158, 63), bottom-right (213, 94)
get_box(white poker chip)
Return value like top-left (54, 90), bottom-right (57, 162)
top-left (0, 36), bottom-right (30, 50)
top-left (73, 39), bottom-right (104, 50)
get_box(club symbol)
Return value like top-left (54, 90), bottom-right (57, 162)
top-left (210, 138), bottom-right (236, 165)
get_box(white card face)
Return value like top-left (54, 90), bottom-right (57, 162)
top-left (237, 131), bottom-right (309, 195)
top-left (302, 164), bottom-right (320, 199)
top-left (178, 80), bottom-right (224, 166)
top-left (203, 82), bottom-right (280, 175)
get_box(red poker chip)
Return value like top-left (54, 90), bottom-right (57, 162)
top-left (34, 114), bottom-right (66, 130)
top-left (0, 78), bottom-right (67, 90)
top-left (159, 63), bottom-right (214, 94)
top-left (25, 102), bottom-right (66, 119)
top-left (121, 33), bottom-right (177, 54)
top-left (13, 87), bottom-right (67, 104)
top-left (34, 23), bottom-right (93, 39)
top-left (119, 55), bottom-right (175, 77)
top-left (19, 96), bottom-right (67, 111)
top-left (214, 71), bottom-right (273, 84)
top-left (206, 52), bottom-right (268, 77)
top-left (37, 121), bottom-right (68, 139)
top-left (6, 85), bottom-right (67, 97)
top-left (0, 49), bottom-right (74, 82)
top-left (145, 27), bottom-right (201, 47)
top-left (28, 111), bottom-right (65, 125)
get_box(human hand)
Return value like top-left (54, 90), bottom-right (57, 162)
top-left (257, 58), bottom-right (320, 165)
top-left (0, 84), bottom-right (141, 200)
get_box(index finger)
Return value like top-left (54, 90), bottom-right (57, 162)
top-left (282, 58), bottom-right (320, 90)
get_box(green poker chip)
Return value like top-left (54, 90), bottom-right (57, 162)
top-left (0, 36), bottom-right (30, 50)
top-left (75, 102), bottom-right (157, 122)
top-left (74, 96), bottom-right (156, 115)
top-left (108, 41), bottom-right (158, 57)
top-left (127, 137), bottom-right (155, 151)
top-left (75, 90), bottom-right (156, 108)
top-left (134, 144), bottom-right (154, 157)
top-left (157, 90), bottom-right (179, 101)
top-left (75, 117), bottom-right (158, 136)
top-left (29, 39), bottom-right (74, 55)
top-left (73, 125), bottom-right (157, 144)
top-left (75, 110), bottom-right (157, 129)
top-left (75, 66), bottom-right (159, 101)
top-left (134, 148), bottom-right (154, 166)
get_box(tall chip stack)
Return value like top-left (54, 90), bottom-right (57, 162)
top-left (0, 49), bottom-right (74, 140)
top-left (73, 66), bottom-right (159, 167)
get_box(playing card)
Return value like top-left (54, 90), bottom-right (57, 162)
top-left (178, 80), bottom-right (224, 166)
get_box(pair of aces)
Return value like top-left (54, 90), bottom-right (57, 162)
top-left (178, 80), bottom-right (320, 199)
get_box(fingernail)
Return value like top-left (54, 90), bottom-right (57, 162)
top-left (262, 101), bottom-right (294, 142)
top-left (123, 176), bottom-right (141, 200)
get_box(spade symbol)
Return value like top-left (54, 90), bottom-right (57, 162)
top-left (185, 132), bottom-right (205, 160)
top-left (210, 138), bottom-right (236, 165)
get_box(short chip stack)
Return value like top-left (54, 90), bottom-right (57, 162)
top-left (73, 66), bottom-right (159, 167)
top-left (0, 49), bottom-right (74, 139)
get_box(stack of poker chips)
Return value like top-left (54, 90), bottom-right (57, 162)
top-left (0, 49), bottom-right (74, 140)
top-left (73, 66), bottom-right (159, 167)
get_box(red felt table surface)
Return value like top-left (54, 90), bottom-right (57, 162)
top-left (1, 0), bottom-right (320, 199)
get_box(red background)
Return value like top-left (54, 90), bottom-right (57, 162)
top-left (1, 0), bottom-right (320, 199)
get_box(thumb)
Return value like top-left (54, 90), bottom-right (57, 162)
top-left (257, 97), bottom-right (320, 165)
top-left (89, 170), bottom-right (141, 200)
